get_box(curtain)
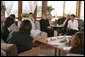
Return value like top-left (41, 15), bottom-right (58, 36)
top-left (5, 1), bottom-right (14, 16)
top-left (29, 1), bottom-right (37, 14)
top-left (22, 1), bottom-right (37, 14)
top-left (22, 1), bottom-right (30, 13)
top-left (2, 1), bottom-right (5, 5)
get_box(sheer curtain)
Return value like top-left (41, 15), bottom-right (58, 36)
top-left (5, 1), bottom-right (14, 17)
top-left (29, 1), bottom-right (37, 14)
top-left (22, 1), bottom-right (37, 14)
top-left (22, 1), bottom-right (30, 13)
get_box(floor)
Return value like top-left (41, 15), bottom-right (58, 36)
top-left (36, 44), bottom-right (68, 56)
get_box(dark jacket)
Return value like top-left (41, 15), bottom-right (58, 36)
top-left (7, 30), bottom-right (33, 53)
top-left (1, 26), bottom-right (10, 42)
top-left (57, 17), bottom-right (66, 25)
top-left (40, 19), bottom-right (50, 31)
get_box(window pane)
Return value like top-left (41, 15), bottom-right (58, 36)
top-left (47, 1), bottom-right (64, 17)
top-left (22, 1), bottom-right (37, 14)
top-left (80, 1), bottom-right (84, 20)
top-left (5, 1), bottom-right (18, 17)
top-left (22, 1), bottom-right (30, 13)
top-left (37, 1), bottom-right (42, 17)
top-left (65, 1), bottom-right (77, 15)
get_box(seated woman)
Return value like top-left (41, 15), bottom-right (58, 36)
top-left (40, 13), bottom-right (54, 37)
top-left (67, 14), bottom-right (79, 35)
top-left (22, 13), bottom-right (41, 39)
top-left (67, 27), bottom-right (84, 55)
top-left (7, 20), bottom-right (33, 54)
top-left (53, 14), bottom-right (71, 35)
top-left (28, 13), bottom-right (41, 38)
top-left (1, 17), bottom-right (16, 42)
top-left (8, 14), bottom-right (18, 31)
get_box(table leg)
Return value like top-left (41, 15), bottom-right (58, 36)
top-left (54, 48), bottom-right (57, 56)
top-left (58, 49), bottom-right (61, 56)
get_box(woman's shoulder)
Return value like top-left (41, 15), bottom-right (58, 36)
top-left (6, 31), bottom-right (19, 42)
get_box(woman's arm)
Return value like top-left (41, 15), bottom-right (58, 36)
top-left (6, 32), bottom-right (16, 44)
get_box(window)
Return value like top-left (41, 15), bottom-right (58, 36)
top-left (80, 1), bottom-right (84, 20)
top-left (5, 1), bottom-right (18, 17)
top-left (22, 1), bottom-right (37, 14)
top-left (47, 1), bottom-right (64, 17)
top-left (37, 1), bottom-right (42, 17)
top-left (65, 1), bottom-right (77, 15)
top-left (22, 1), bottom-right (30, 13)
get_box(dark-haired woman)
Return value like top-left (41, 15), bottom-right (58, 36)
top-left (67, 27), bottom-right (84, 56)
top-left (40, 13), bottom-right (54, 37)
top-left (7, 20), bottom-right (33, 53)
top-left (1, 17), bottom-right (15, 42)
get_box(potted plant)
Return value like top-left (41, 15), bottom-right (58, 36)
top-left (46, 6), bottom-right (54, 13)
top-left (1, 2), bottom-right (6, 11)
top-left (46, 6), bottom-right (54, 20)
top-left (60, 36), bottom-right (79, 47)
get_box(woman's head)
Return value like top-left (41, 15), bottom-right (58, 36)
top-left (19, 20), bottom-right (32, 32)
top-left (66, 14), bottom-right (71, 19)
top-left (9, 14), bottom-right (15, 19)
top-left (70, 14), bottom-right (76, 20)
top-left (4, 17), bottom-right (15, 27)
top-left (28, 12), bottom-right (34, 20)
top-left (42, 12), bottom-right (47, 20)
top-left (74, 30), bottom-right (84, 47)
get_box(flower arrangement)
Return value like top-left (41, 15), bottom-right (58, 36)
top-left (60, 36), bottom-right (78, 47)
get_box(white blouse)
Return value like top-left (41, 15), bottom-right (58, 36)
top-left (67, 19), bottom-right (78, 30)
top-left (28, 18), bottom-right (41, 38)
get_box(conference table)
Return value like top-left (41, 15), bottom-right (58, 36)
top-left (36, 36), bottom-right (72, 56)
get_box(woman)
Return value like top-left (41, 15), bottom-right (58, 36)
top-left (1, 17), bottom-right (15, 42)
top-left (28, 13), bottom-right (41, 38)
top-left (7, 20), bottom-right (33, 53)
top-left (67, 14), bottom-right (79, 35)
top-left (8, 14), bottom-right (18, 31)
top-left (67, 27), bottom-right (84, 55)
top-left (40, 13), bottom-right (54, 37)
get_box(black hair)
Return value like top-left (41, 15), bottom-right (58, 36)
top-left (28, 12), bottom-right (35, 20)
top-left (71, 14), bottom-right (76, 17)
top-left (4, 17), bottom-right (15, 27)
top-left (28, 12), bottom-right (33, 16)
top-left (9, 14), bottom-right (15, 19)
top-left (19, 20), bottom-right (32, 32)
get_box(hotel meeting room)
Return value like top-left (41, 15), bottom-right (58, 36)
top-left (1, 1), bottom-right (84, 56)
